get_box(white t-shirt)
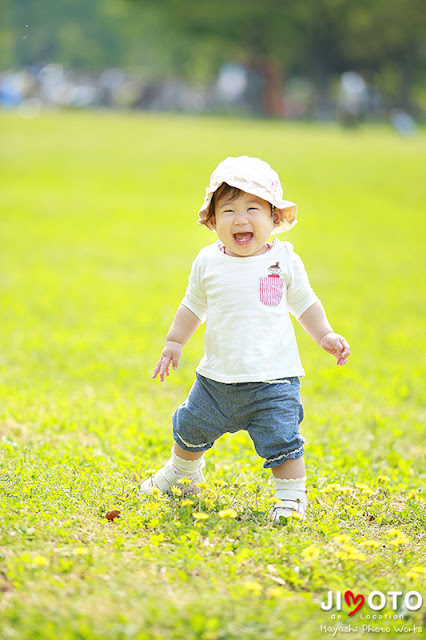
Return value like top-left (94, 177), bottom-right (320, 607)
top-left (181, 238), bottom-right (319, 383)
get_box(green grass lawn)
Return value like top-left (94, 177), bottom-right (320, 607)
top-left (0, 111), bottom-right (425, 640)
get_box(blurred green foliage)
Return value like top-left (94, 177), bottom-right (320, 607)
top-left (1, 0), bottom-right (425, 107)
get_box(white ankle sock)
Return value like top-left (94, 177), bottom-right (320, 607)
top-left (170, 448), bottom-right (205, 475)
top-left (273, 476), bottom-right (307, 507)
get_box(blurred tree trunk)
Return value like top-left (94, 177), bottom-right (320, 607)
top-left (261, 59), bottom-right (285, 117)
top-left (398, 41), bottom-right (417, 112)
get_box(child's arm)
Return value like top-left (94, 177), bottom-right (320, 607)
top-left (152, 304), bottom-right (201, 382)
top-left (298, 301), bottom-right (350, 366)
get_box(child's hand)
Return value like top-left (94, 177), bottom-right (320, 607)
top-left (152, 340), bottom-right (183, 382)
top-left (319, 332), bottom-right (350, 366)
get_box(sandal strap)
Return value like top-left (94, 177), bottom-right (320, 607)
top-left (272, 499), bottom-right (306, 514)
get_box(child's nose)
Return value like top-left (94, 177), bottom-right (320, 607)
top-left (234, 210), bottom-right (249, 224)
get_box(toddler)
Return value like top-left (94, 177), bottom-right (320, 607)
top-left (141, 156), bottom-right (350, 522)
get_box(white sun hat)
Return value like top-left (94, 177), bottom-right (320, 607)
top-left (198, 155), bottom-right (297, 234)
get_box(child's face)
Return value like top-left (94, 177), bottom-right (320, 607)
top-left (211, 190), bottom-right (280, 257)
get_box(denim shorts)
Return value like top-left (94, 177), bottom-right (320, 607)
top-left (172, 372), bottom-right (305, 469)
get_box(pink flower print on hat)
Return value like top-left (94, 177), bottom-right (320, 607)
top-left (259, 262), bottom-right (284, 306)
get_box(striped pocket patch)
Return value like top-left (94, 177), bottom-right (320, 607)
top-left (258, 276), bottom-right (284, 306)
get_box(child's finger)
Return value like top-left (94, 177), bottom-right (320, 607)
top-left (336, 350), bottom-right (349, 366)
top-left (159, 355), bottom-right (171, 381)
top-left (340, 346), bottom-right (350, 362)
top-left (339, 336), bottom-right (350, 352)
top-left (152, 361), bottom-right (161, 378)
top-left (333, 337), bottom-right (350, 364)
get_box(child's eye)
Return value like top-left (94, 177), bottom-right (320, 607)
top-left (248, 207), bottom-right (258, 211)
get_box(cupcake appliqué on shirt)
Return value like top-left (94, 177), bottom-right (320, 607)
top-left (258, 262), bottom-right (284, 306)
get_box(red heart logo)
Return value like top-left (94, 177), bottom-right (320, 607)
top-left (344, 590), bottom-right (365, 616)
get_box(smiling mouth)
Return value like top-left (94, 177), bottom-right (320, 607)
top-left (233, 232), bottom-right (253, 245)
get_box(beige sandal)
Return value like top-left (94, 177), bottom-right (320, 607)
top-left (269, 495), bottom-right (307, 523)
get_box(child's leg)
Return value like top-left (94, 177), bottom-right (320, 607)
top-left (141, 419), bottom-right (208, 496)
top-left (141, 373), bottom-right (230, 496)
top-left (173, 442), bottom-right (204, 461)
top-left (271, 456), bottom-right (305, 479)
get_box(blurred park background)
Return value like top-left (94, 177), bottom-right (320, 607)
top-left (1, 0), bottom-right (425, 125)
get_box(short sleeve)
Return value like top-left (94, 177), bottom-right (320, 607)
top-left (286, 244), bottom-right (320, 319)
top-left (180, 255), bottom-right (207, 323)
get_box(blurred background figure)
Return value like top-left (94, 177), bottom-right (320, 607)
top-left (337, 72), bottom-right (368, 127)
top-left (98, 68), bottom-right (126, 107)
top-left (390, 109), bottom-right (418, 136)
top-left (215, 63), bottom-right (248, 107)
top-left (0, 69), bottom-right (32, 108)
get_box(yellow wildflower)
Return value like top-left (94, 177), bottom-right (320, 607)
top-left (322, 483), bottom-right (354, 494)
top-left (266, 586), bottom-right (282, 599)
top-left (407, 489), bottom-right (418, 501)
top-left (242, 581), bottom-right (262, 593)
top-left (149, 533), bottom-right (165, 545)
top-left (195, 481), bottom-right (208, 491)
top-left (334, 534), bottom-right (351, 544)
top-left (342, 543), bottom-right (365, 557)
top-left (218, 508), bottom-right (238, 519)
top-left (72, 547), bottom-right (88, 555)
top-left (359, 539), bottom-right (381, 548)
top-left (170, 486), bottom-right (182, 496)
top-left (288, 511), bottom-right (303, 520)
top-left (193, 512), bottom-right (209, 520)
top-left (32, 555), bottom-right (49, 566)
top-left (181, 499), bottom-right (194, 507)
top-left (334, 549), bottom-right (364, 560)
top-left (385, 528), bottom-right (410, 541)
top-left (377, 475), bottom-right (390, 484)
top-left (301, 544), bottom-right (321, 562)
top-left (354, 483), bottom-right (375, 495)
top-left (406, 566), bottom-right (426, 580)
top-left (334, 545), bottom-right (366, 561)
top-left (178, 477), bottom-right (192, 485)
top-left (388, 535), bottom-right (411, 546)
